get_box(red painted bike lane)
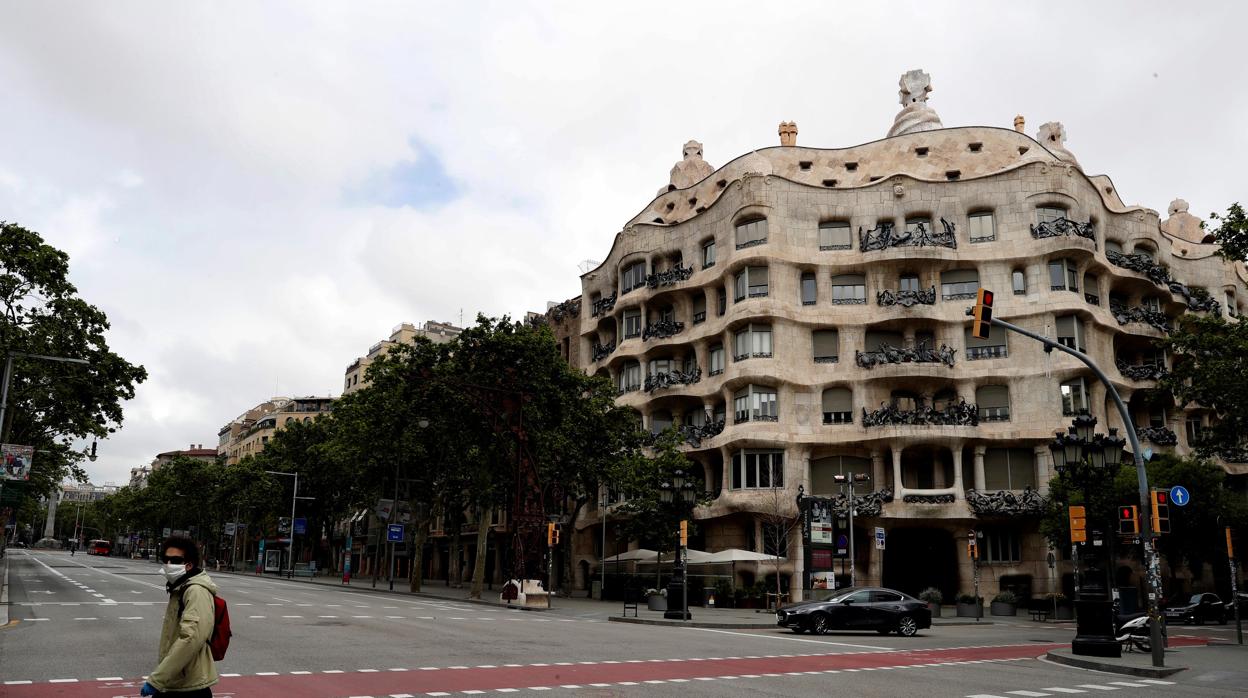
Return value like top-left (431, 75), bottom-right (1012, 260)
top-left (0, 638), bottom-right (1209, 698)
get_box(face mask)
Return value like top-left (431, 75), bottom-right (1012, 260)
top-left (161, 563), bottom-right (187, 582)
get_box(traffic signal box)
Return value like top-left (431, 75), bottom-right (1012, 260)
top-left (546, 522), bottom-right (560, 546)
top-left (1151, 490), bottom-right (1171, 534)
top-left (1118, 505), bottom-right (1140, 536)
top-left (972, 288), bottom-right (994, 339)
top-left (967, 538), bottom-right (978, 560)
top-left (679, 520), bottom-right (689, 547)
top-left (1068, 505), bottom-right (1087, 543)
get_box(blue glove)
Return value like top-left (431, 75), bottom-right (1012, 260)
top-left (140, 681), bottom-right (157, 696)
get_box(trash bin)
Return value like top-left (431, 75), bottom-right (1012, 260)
top-left (591, 581), bottom-right (602, 599)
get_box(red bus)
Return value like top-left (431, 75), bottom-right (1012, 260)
top-left (88, 539), bottom-right (112, 556)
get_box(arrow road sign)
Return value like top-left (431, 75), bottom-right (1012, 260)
top-left (1169, 485), bottom-right (1190, 507)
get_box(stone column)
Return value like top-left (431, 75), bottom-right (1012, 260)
top-left (892, 448), bottom-right (905, 496)
top-left (43, 492), bottom-right (59, 539)
top-left (720, 446), bottom-right (732, 496)
top-left (951, 445), bottom-right (965, 500)
top-left (934, 451), bottom-right (947, 489)
top-left (790, 530), bottom-right (805, 603)
top-left (973, 445), bottom-right (987, 491)
top-left (871, 450), bottom-right (886, 488)
top-left (1034, 445), bottom-right (1052, 495)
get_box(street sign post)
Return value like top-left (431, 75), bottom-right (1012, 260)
top-left (386, 524), bottom-right (404, 543)
top-left (874, 527), bottom-right (885, 551)
top-left (343, 534), bottom-right (352, 585)
top-left (1169, 485), bottom-right (1190, 507)
top-left (1228, 527), bottom-right (1242, 645)
top-left (293, 517), bottom-right (307, 535)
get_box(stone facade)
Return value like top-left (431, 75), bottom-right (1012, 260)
top-left (343, 321), bottom-right (463, 395)
top-left (217, 396), bottom-right (334, 465)
top-left (554, 71), bottom-right (1248, 604)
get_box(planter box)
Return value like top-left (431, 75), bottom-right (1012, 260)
top-left (1054, 604), bottom-right (1075, 620)
top-left (647, 596), bottom-right (667, 611)
top-left (956, 602), bottom-right (982, 618)
top-left (990, 601), bottom-right (1017, 616)
top-left (926, 602), bottom-right (942, 618)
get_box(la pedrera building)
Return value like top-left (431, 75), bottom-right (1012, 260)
top-left (539, 70), bottom-right (1248, 604)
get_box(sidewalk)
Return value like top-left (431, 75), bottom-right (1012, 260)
top-left (1045, 637), bottom-right (1241, 678)
top-left (0, 551), bottom-right (10, 627)
top-left (208, 567), bottom-right (995, 627)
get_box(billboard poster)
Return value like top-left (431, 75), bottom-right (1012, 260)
top-left (1, 444), bottom-right (34, 481)
top-left (811, 571), bottom-right (837, 590)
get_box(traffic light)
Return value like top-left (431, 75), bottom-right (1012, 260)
top-left (967, 539), bottom-right (978, 560)
top-left (1068, 505), bottom-right (1087, 543)
top-left (1151, 490), bottom-right (1170, 534)
top-left (972, 288), bottom-right (994, 339)
top-left (547, 522), bottom-right (560, 546)
top-left (679, 520), bottom-right (688, 547)
top-left (1118, 505), bottom-right (1139, 535)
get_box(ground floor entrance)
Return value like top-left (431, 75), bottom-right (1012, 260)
top-left (882, 527), bottom-right (959, 601)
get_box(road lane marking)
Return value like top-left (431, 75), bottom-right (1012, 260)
top-left (684, 627), bottom-right (892, 650)
top-left (1007, 692), bottom-right (1052, 697)
top-left (1075, 686), bottom-right (1121, 691)
top-left (1041, 690), bottom-right (1088, 694)
top-left (1107, 683), bottom-right (1148, 688)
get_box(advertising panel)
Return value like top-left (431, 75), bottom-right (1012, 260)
top-left (1, 444), bottom-right (34, 481)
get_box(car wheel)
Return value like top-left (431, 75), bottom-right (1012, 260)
top-left (811, 613), bottom-right (830, 635)
top-left (897, 615), bottom-right (918, 637)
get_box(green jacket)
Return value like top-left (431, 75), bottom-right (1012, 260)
top-left (150, 571), bottom-right (220, 692)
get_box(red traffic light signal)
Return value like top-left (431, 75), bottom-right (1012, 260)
top-left (1154, 491), bottom-right (1168, 505)
top-left (972, 288), bottom-right (994, 339)
top-left (1118, 505), bottom-right (1139, 535)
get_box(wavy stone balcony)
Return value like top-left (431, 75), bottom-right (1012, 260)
top-left (644, 367), bottom-right (701, 393)
top-left (1109, 302), bottom-right (1171, 333)
top-left (966, 488), bottom-right (1046, 516)
top-left (860, 220), bottom-right (957, 252)
top-left (1137, 425), bottom-right (1178, 446)
top-left (855, 341), bottom-right (957, 369)
top-left (877, 286), bottom-right (936, 308)
top-left (1029, 217), bottom-right (1096, 246)
top-left (862, 399), bottom-right (979, 427)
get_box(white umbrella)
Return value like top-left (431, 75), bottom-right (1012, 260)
top-left (635, 549), bottom-right (711, 565)
top-left (603, 548), bottom-right (659, 563)
top-left (693, 548), bottom-right (786, 591)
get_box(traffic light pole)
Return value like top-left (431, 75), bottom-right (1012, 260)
top-left (989, 315), bottom-right (1166, 667)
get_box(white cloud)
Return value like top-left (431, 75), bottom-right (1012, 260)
top-left (0, 1), bottom-right (1245, 484)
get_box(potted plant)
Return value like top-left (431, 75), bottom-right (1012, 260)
top-left (646, 588), bottom-right (667, 612)
top-left (733, 587), bottom-right (747, 609)
top-left (1047, 593), bottom-right (1074, 620)
top-left (919, 587), bottom-right (943, 617)
top-left (955, 593), bottom-right (982, 617)
top-left (713, 579), bottom-right (735, 609)
top-left (990, 590), bottom-right (1018, 616)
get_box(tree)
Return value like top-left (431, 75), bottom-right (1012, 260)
top-left (758, 481), bottom-right (800, 604)
top-left (1208, 202), bottom-right (1248, 262)
top-left (1158, 313), bottom-right (1248, 459)
top-left (0, 222), bottom-right (147, 501)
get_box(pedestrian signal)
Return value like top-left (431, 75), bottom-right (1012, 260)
top-left (972, 288), bottom-right (994, 339)
top-left (1151, 490), bottom-right (1170, 534)
top-left (1118, 505), bottom-right (1139, 536)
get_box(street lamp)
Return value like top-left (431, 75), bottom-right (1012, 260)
top-left (661, 468), bottom-right (697, 621)
top-left (1050, 416), bottom-right (1127, 658)
top-left (832, 472), bottom-right (871, 588)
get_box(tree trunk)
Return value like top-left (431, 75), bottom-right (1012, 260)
top-left (410, 515), bottom-right (428, 593)
top-left (469, 507), bottom-right (490, 599)
top-left (449, 517), bottom-right (462, 588)
top-left (560, 500), bottom-right (586, 597)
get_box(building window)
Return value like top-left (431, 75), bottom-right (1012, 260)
top-left (734, 266), bottom-right (769, 301)
top-left (977, 385), bottom-right (1011, 422)
top-left (1186, 418), bottom-right (1203, 446)
top-left (1143, 296), bottom-right (1161, 313)
top-left (1133, 244), bottom-right (1155, 261)
top-left (1056, 315), bottom-right (1085, 352)
top-left (821, 387), bottom-right (853, 424)
top-left (865, 330), bottom-right (903, 352)
top-left (968, 212), bottom-right (996, 242)
top-left (1060, 377), bottom-right (1089, 415)
top-left (692, 294), bottom-right (707, 324)
top-left (1037, 206), bottom-right (1066, 224)
top-left (981, 528), bottom-right (1022, 563)
top-left (734, 384), bottom-right (778, 423)
top-left (717, 289), bottom-right (726, 316)
top-left (831, 273), bottom-right (866, 304)
top-left (1226, 291), bottom-right (1237, 318)
top-left (1104, 239), bottom-right (1124, 255)
top-left (941, 269), bottom-right (979, 301)
top-left (904, 217), bottom-right (932, 235)
top-left (819, 221), bottom-right (852, 250)
top-left (735, 218), bottom-right (768, 249)
top-left (965, 325), bottom-right (1007, 360)
top-left (734, 324), bottom-right (773, 360)
top-left (900, 274), bottom-right (921, 292)
top-left (1048, 258), bottom-right (1079, 292)
top-left (1011, 269), bottom-right (1026, 295)
top-left (731, 450), bottom-right (784, 489)
top-left (649, 358), bottom-right (675, 376)
top-left (621, 261), bottom-right (646, 294)
top-left (1083, 273), bottom-right (1100, 305)
top-left (813, 329), bottom-right (839, 363)
top-left (623, 308), bottom-right (641, 339)
top-left (702, 239), bottom-right (717, 269)
top-left (800, 272), bottom-right (817, 305)
top-left (984, 448), bottom-right (1035, 489)
top-left (618, 361), bottom-right (641, 393)
top-left (709, 345), bottom-right (725, 376)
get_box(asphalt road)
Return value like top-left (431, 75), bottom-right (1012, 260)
top-left (2, 550), bottom-right (1246, 697)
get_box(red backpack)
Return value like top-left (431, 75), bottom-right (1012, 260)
top-left (178, 592), bottom-right (232, 661)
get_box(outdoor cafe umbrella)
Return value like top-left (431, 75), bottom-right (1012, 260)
top-left (692, 548), bottom-right (785, 588)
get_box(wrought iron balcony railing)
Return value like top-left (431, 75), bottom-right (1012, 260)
top-left (860, 219), bottom-right (957, 251)
top-left (966, 345), bottom-right (1007, 361)
top-left (1029, 217), bottom-right (1096, 244)
top-left (1109, 301), bottom-right (1172, 333)
top-left (545, 298), bottom-right (581, 323)
top-left (642, 319), bottom-right (684, 341)
top-left (1137, 425), bottom-right (1178, 445)
top-left (966, 488), bottom-right (1046, 516)
top-left (591, 342), bottom-right (615, 362)
top-left (855, 341), bottom-right (956, 369)
top-left (1115, 360), bottom-right (1167, 381)
top-left (679, 418), bottom-right (725, 447)
top-left (643, 368), bottom-right (702, 393)
top-left (877, 286), bottom-right (936, 307)
top-left (591, 293), bottom-right (617, 317)
top-left (862, 399), bottom-right (979, 427)
top-left (645, 264), bottom-right (694, 289)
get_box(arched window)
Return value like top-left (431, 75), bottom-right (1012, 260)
top-left (1104, 240), bottom-right (1124, 255)
top-left (735, 218), bottom-right (768, 249)
top-left (810, 455), bottom-right (870, 494)
top-left (977, 385), bottom-right (1010, 422)
top-left (1036, 205), bottom-right (1067, 224)
top-left (1012, 269), bottom-right (1027, 295)
top-left (621, 261), bottom-right (647, 293)
top-left (821, 388), bottom-right (852, 424)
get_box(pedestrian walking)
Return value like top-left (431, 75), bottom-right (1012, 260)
top-left (140, 536), bottom-right (220, 697)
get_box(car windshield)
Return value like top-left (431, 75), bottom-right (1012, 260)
top-left (1189, 594), bottom-right (1204, 604)
top-left (828, 588), bottom-right (865, 603)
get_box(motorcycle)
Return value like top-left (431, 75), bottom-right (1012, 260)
top-left (1115, 611), bottom-right (1164, 653)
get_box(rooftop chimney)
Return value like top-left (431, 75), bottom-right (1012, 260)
top-left (1014, 115), bottom-right (1025, 133)
top-left (778, 121), bottom-right (798, 146)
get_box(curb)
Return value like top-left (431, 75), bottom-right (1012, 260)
top-left (208, 567), bottom-right (550, 612)
top-left (0, 552), bottom-right (9, 627)
top-left (1044, 650), bottom-right (1186, 678)
top-left (609, 616), bottom-right (780, 629)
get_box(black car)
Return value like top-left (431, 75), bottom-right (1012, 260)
top-left (776, 587), bottom-right (932, 636)
top-left (1164, 592), bottom-right (1227, 625)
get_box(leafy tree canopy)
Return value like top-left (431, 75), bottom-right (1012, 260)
top-left (1158, 312), bottom-right (1248, 458)
top-left (1207, 202), bottom-right (1248, 262)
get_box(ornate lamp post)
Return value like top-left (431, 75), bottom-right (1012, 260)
top-left (1050, 415), bottom-right (1126, 658)
top-left (660, 468), bottom-right (697, 620)
top-left (832, 473), bottom-right (871, 588)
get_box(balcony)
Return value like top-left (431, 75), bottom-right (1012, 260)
top-left (1085, 292), bottom-right (1100, 306)
top-left (966, 345), bottom-right (1007, 361)
top-left (644, 368), bottom-right (702, 393)
top-left (591, 293), bottom-right (617, 317)
top-left (646, 264), bottom-right (694, 289)
top-left (877, 286), bottom-right (936, 307)
top-left (1106, 249), bottom-right (1171, 287)
top-left (1109, 301), bottom-right (1171, 333)
top-left (642, 318), bottom-right (685, 341)
top-left (860, 219), bottom-right (957, 251)
top-left (1029, 217), bottom-right (1096, 244)
top-left (862, 399), bottom-right (978, 427)
top-left (966, 488), bottom-right (1046, 516)
top-left (855, 341), bottom-right (956, 369)
top-left (591, 341), bottom-right (615, 362)
top-left (977, 406), bottom-right (1010, 422)
top-left (822, 411), bottom-right (853, 425)
top-left (679, 418), bottom-right (725, 447)
top-left (1116, 360), bottom-right (1167, 381)
top-left (1137, 425), bottom-right (1178, 445)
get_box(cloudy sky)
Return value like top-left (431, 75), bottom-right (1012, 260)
top-left (2, 1), bottom-right (1246, 486)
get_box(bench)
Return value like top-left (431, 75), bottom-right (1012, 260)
top-left (1029, 607), bottom-right (1050, 622)
top-left (292, 563), bottom-right (316, 578)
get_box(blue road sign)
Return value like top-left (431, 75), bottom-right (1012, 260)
top-left (387, 523), bottom-right (405, 543)
top-left (293, 517), bottom-right (307, 535)
top-left (1169, 485), bottom-right (1190, 507)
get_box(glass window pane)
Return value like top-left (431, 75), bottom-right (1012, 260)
top-left (1012, 270), bottom-right (1026, 294)
top-left (813, 330), bottom-right (838, 360)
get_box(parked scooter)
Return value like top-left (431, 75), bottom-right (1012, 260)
top-left (1115, 611), bottom-right (1162, 653)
